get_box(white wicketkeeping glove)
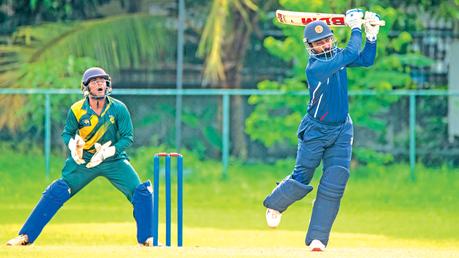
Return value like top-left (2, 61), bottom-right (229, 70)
top-left (68, 134), bottom-right (85, 165)
top-left (345, 9), bottom-right (364, 30)
top-left (364, 11), bottom-right (381, 41)
top-left (86, 141), bottom-right (116, 168)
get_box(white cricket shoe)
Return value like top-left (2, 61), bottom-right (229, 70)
top-left (309, 239), bottom-right (326, 252)
top-left (266, 208), bottom-right (282, 228)
top-left (6, 234), bottom-right (29, 246)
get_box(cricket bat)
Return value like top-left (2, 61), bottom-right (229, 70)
top-left (276, 10), bottom-right (386, 27)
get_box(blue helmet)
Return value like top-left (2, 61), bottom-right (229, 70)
top-left (303, 20), bottom-right (333, 44)
top-left (303, 20), bottom-right (337, 61)
top-left (81, 67), bottom-right (112, 98)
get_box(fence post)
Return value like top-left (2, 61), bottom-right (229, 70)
top-left (409, 93), bottom-right (416, 181)
top-left (222, 94), bottom-right (230, 179)
top-left (45, 94), bottom-right (51, 180)
top-left (175, 0), bottom-right (185, 151)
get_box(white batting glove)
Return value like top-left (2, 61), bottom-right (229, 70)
top-left (364, 11), bottom-right (381, 41)
top-left (345, 9), bottom-right (364, 30)
top-left (68, 134), bottom-right (85, 164)
top-left (86, 141), bottom-right (116, 168)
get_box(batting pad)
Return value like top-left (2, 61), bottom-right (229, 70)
top-left (132, 180), bottom-right (154, 244)
top-left (263, 177), bottom-right (313, 213)
top-left (19, 179), bottom-right (71, 243)
top-left (306, 165), bottom-right (350, 246)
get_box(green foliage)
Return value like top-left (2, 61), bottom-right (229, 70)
top-left (0, 15), bottom-right (175, 132)
top-left (0, 0), bottom-right (111, 32)
top-left (181, 103), bottom-right (222, 158)
top-left (353, 147), bottom-right (393, 166)
top-left (245, 79), bottom-right (304, 147)
top-left (7, 15), bottom-right (174, 72)
top-left (197, 0), bottom-right (258, 84)
top-left (133, 97), bottom-right (222, 160)
top-left (19, 56), bottom-right (98, 132)
top-left (412, 96), bottom-right (457, 167)
top-left (246, 1), bottom-right (435, 164)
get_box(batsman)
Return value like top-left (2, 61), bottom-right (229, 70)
top-left (6, 67), bottom-right (154, 246)
top-left (263, 9), bottom-right (381, 251)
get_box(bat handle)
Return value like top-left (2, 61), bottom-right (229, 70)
top-left (366, 19), bottom-right (386, 26)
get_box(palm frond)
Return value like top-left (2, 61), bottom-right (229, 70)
top-left (0, 14), bottom-right (176, 131)
top-left (13, 15), bottom-right (175, 71)
top-left (198, 0), bottom-right (229, 85)
top-left (198, 0), bottom-right (259, 86)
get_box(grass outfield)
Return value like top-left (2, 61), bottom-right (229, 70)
top-left (0, 146), bottom-right (458, 257)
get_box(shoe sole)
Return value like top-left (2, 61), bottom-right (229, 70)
top-left (311, 247), bottom-right (324, 252)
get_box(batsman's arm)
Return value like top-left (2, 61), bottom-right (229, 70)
top-left (113, 103), bottom-right (134, 155)
top-left (347, 39), bottom-right (377, 67)
top-left (61, 109), bottom-right (79, 146)
top-left (307, 29), bottom-right (362, 81)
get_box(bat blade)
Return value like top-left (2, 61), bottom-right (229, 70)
top-left (275, 10), bottom-right (385, 27)
top-left (276, 10), bottom-right (346, 27)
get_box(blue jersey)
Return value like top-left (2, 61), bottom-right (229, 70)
top-left (305, 29), bottom-right (376, 124)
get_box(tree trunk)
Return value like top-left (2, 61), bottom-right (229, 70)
top-left (127, 0), bottom-right (143, 13)
top-left (221, 8), bottom-right (259, 159)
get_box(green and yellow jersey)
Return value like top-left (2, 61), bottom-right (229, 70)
top-left (62, 96), bottom-right (133, 161)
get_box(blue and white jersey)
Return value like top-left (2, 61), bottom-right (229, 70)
top-left (305, 29), bottom-right (376, 124)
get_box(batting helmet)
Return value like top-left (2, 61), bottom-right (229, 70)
top-left (303, 20), bottom-right (337, 61)
top-left (303, 20), bottom-right (333, 44)
top-left (82, 67), bottom-right (111, 86)
top-left (80, 67), bottom-right (112, 98)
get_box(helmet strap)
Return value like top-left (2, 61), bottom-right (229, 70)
top-left (90, 94), bottom-right (106, 100)
top-left (84, 83), bottom-right (111, 100)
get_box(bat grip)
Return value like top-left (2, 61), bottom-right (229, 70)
top-left (366, 19), bottom-right (386, 26)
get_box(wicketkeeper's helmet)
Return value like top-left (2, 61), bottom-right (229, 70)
top-left (80, 67), bottom-right (112, 98)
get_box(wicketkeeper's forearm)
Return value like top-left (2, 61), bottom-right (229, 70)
top-left (114, 136), bottom-right (133, 155)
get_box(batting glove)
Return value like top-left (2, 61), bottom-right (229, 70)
top-left (345, 9), bottom-right (364, 30)
top-left (68, 134), bottom-right (85, 165)
top-left (364, 11), bottom-right (381, 41)
top-left (86, 141), bottom-right (116, 168)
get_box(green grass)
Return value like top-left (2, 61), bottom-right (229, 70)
top-left (0, 146), bottom-right (458, 257)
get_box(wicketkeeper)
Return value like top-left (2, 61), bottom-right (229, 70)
top-left (6, 67), bottom-right (155, 246)
top-left (263, 9), bottom-right (380, 251)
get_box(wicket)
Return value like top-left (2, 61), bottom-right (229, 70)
top-left (153, 152), bottom-right (183, 247)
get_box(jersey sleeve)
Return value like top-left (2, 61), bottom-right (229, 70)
top-left (306, 29), bottom-right (363, 82)
top-left (114, 103), bottom-right (134, 154)
top-left (347, 39), bottom-right (377, 67)
top-left (61, 109), bottom-right (79, 146)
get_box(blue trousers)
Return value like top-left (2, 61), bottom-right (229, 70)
top-left (19, 158), bottom-right (142, 243)
top-left (292, 114), bottom-right (353, 184)
top-left (291, 114), bottom-right (353, 246)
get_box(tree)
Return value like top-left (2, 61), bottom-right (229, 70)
top-left (0, 14), bottom-right (175, 132)
top-left (0, 0), bottom-right (111, 33)
top-left (245, 1), bottom-right (434, 165)
top-left (0, 0), bottom-right (151, 34)
top-left (197, 0), bottom-right (275, 159)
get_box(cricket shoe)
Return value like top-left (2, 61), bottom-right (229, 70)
top-left (139, 237), bottom-right (154, 247)
top-left (309, 239), bottom-right (326, 252)
top-left (139, 237), bottom-right (163, 247)
top-left (266, 208), bottom-right (282, 228)
top-left (6, 234), bottom-right (30, 246)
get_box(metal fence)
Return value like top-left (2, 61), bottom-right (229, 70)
top-left (2, 88), bottom-right (459, 180)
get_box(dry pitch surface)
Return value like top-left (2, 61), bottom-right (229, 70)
top-left (1, 223), bottom-right (457, 258)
